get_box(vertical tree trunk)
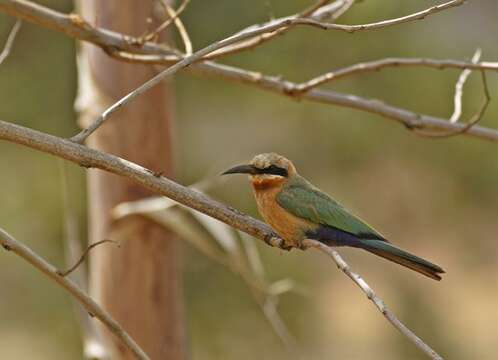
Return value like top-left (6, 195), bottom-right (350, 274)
top-left (76, 1), bottom-right (186, 359)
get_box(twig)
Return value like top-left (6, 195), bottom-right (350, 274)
top-left (311, 0), bottom-right (355, 22)
top-left (158, 0), bottom-right (192, 55)
top-left (0, 226), bottom-right (149, 360)
top-left (57, 239), bottom-right (118, 277)
top-left (0, 19), bottom-right (21, 64)
top-left (450, 49), bottom-right (482, 123)
top-left (0, 0), bottom-right (495, 142)
top-left (302, 239), bottom-right (444, 360)
top-left (207, 0), bottom-right (463, 60)
top-left (414, 70), bottom-right (490, 138)
top-left (140, 0), bottom-right (190, 44)
top-left (294, 57), bottom-right (498, 93)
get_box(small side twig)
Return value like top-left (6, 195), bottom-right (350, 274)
top-left (302, 239), bottom-right (444, 360)
top-left (0, 19), bottom-right (21, 65)
top-left (159, 0), bottom-right (192, 55)
top-left (57, 239), bottom-right (119, 277)
top-left (140, 0), bottom-right (190, 44)
top-left (414, 70), bottom-right (490, 138)
top-left (294, 57), bottom-right (498, 93)
top-left (450, 48), bottom-right (482, 123)
top-left (0, 227), bottom-right (149, 360)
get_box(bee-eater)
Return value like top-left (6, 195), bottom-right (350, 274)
top-left (223, 153), bottom-right (444, 280)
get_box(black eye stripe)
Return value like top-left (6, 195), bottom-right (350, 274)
top-left (257, 165), bottom-right (288, 177)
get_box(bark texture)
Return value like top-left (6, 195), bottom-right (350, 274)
top-left (77, 1), bottom-right (186, 359)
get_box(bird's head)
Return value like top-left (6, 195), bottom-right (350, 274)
top-left (222, 153), bottom-right (296, 189)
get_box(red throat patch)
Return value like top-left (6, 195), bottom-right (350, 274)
top-left (251, 177), bottom-right (284, 191)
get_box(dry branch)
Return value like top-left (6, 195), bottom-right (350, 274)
top-left (0, 19), bottom-right (21, 64)
top-left (0, 119), bottom-right (443, 359)
top-left (0, 0), bottom-right (495, 143)
top-left (302, 239), bottom-right (443, 360)
top-left (450, 49), bottom-right (482, 123)
top-left (57, 239), bottom-right (118, 277)
top-left (0, 227), bottom-right (149, 360)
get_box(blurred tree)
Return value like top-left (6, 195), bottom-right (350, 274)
top-left (77, 1), bottom-right (186, 359)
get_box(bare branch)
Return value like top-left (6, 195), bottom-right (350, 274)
top-left (450, 49), bottom-right (482, 123)
top-left (0, 0), bottom-right (494, 143)
top-left (140, 0), bottom-right (190, 45)
top-left (302, 239), bottom-right (444, 360)
top-left (161, 0), bottom-right (192, 55)
top-left (0, 119), bottom-right (443, 359)
top-left (0, 227), bottom-right (149, 360)
top-left (414, 70), bottom-right (490, 138)
top-left (295, 56), bottom-right (498, 93)
top-left (311, 0), bottom-right (355, 22)
top-left (206, 0), bottom-right (463, 60)
top-left (57, 239), bottom-right (119, 277)
top-left (0, 19), bottom-right (21, 64)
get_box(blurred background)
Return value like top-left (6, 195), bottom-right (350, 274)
top-left (0, 0), bottom-right (497, 359)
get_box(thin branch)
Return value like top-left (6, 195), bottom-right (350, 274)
top-left (160, 0), bottom-right (192, 55)
top-left (302, 239), bottom-right (443, 360)
top-left (414, 70), bottom-right (490, 138)
top-left (311, 0), bottom-right (355, 22)
top-left (140, 0), bottom-right (190, 44)
top-left (450, 48), bottom-right (482, 123)
top-left (57, 239), bottom-right (118, 277)
top-left (0, 119), bottom-right (442, 359)
top-left (0, 19), bottom-right (21, 64)
top-left (294, 57), bottom-right (498, 93)
top-left (206, 0), bottom-right (463, 60)
top-left (0, 226), bottom-right (149, 360)
top-left (0, 0), bottom-right (495, 143)
top-left (204, 0), bottom-right (350, 61)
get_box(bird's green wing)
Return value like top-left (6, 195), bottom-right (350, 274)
top-left (276, 176), bottom-right (383, 239)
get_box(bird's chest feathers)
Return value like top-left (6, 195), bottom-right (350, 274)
top-left (251, 181), bottom-right (310, 246)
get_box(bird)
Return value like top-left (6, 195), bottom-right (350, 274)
top-left (222, 153), bottom-right (445, 281)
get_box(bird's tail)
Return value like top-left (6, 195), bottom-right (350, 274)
top-left (358, 240), bottom-right (445, 281)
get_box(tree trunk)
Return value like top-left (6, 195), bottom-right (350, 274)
top-left (76, 1), bottom-right (186, 359)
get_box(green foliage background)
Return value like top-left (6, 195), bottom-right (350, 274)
top-left (0, 1), bottom-right (497, 359)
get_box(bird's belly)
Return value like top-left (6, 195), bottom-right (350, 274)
top-left (255, 193), bottom-right (311, 247)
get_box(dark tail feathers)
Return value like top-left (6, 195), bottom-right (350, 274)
top-left (358, 240), bottom-right (445, 281)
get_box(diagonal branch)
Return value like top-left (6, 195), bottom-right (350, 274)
top-left (0, 19), bottom-right (21, 64)
top-left (0, 227), bottom-right (149, 360)
top-left (0, 119), bottom-right (443, 359)
top-left (302, 239), bottom-right (443, 360)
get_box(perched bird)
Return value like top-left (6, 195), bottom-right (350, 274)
top-left (223, 153), bottom-right (444, 281)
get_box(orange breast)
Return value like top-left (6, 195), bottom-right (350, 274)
top-left (251, 179), bottom-right (312, 247)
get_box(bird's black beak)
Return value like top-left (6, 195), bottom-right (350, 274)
top-left (221, 164), bottom-right (257, 175)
